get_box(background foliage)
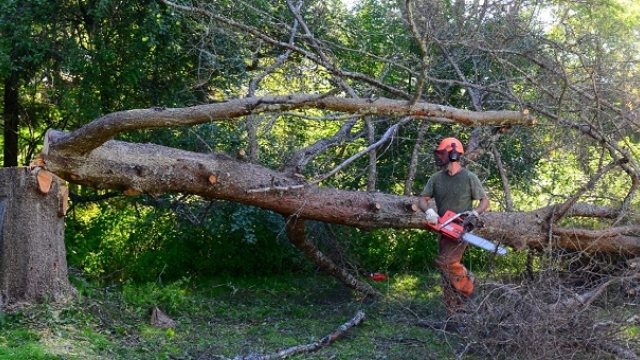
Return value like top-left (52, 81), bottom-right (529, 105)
top-left (1, 0), bottom-right (638, 285)
top-left (1, 1), bottom-right (639, 359)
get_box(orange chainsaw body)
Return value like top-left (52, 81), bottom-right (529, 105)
top-left (424, 210), bottom-right (464, 241)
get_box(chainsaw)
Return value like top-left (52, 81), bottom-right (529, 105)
top-left (424, 210), bottom-right (508, 255)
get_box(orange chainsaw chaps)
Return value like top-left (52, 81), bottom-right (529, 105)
top-left (444, 262), bottom-right (474, 297)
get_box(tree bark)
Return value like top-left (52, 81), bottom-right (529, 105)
top-left (0, 167), bottom-right (75, 307)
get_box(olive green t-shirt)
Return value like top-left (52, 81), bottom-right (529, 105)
top-left (421, 168), bottom-right (486, 217)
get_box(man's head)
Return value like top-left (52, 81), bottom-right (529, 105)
top-left (434, 137), bottom-right (464, 167)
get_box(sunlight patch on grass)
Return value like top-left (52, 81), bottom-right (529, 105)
top-left (0, 327), bottom-right (104, 360)
top-left (139, 324), bottom-right (170, 339)
top-left (41, 337), bottom-right (87, 358)
top-left (389, 273), bottom-right (440, 300)
top-left (390, 274), bottom-right (420, 295)
top-left (38, 326), bottom-right (108, 359)
top-left (0, 342), bottom-right (54, 360)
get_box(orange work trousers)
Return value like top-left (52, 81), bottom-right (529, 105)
top-left (434, 234), bottom-right (474, 316)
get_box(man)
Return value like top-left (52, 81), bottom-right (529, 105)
top-left (418, 137), bottom-right (490, 316)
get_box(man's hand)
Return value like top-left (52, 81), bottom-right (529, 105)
top-left (425, 209), bottom-right (439, 225)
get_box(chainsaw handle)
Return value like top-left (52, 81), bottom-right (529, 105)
top-left (439, 212), bottom-right (465, 227)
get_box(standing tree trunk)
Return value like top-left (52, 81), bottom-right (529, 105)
top-left (0, 167), bottom-right (74, 307)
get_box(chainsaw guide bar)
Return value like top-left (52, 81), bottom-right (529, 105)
top-left (425, 210), bottom-right (508, 255)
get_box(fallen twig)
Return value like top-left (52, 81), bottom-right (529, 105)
top-left (552, 273), bottom-right (640, 310)
top-left (233, 311), bottom-right (365, 360)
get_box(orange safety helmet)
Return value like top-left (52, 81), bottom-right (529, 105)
top-left (434, 137), bottom-right (464, 166)
top-left (437, 137), bottom-right (465, 154)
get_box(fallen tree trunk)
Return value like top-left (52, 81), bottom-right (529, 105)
top-left (41, 130), bottom-right (640, 256)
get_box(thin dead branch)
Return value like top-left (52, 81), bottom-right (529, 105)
top-left (552, 158), bottom-right (628, 223)
top-left (232, 311), bottom-right (365, 360)
top-left (404, 119), bottom-right (428, 196)
top-left (432, 261), bottom-right (640, 359)
top-left (490, 144), bottom-right (514, 212)
top-left (308, 116), bottom-right (412, 185)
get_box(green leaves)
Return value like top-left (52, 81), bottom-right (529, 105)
top-left (0, 0), bottom-right (209, 164)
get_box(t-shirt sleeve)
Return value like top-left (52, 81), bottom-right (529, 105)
top-left (421, 176), bottom-right (435, 197)
top-left (469, 172), bottom-right (487, 200)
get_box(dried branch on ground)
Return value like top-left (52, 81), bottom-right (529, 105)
top-left (419, 255), bottom-right (640, 359)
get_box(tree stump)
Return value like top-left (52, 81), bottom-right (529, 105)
top-left (0, 167), bottom-right (75, 307)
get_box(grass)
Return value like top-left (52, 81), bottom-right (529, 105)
top-left (0, 272), bottom-right (462, 360)
top-left (4, 270), bottom-right (638, 359)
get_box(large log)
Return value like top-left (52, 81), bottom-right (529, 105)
top-left (0, 167), bottom-right (75, 307)
top-left (41, 130), bottom-right (640, 255)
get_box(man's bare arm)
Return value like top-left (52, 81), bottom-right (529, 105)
top-left (476, 197), bottom-right (490, 214)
